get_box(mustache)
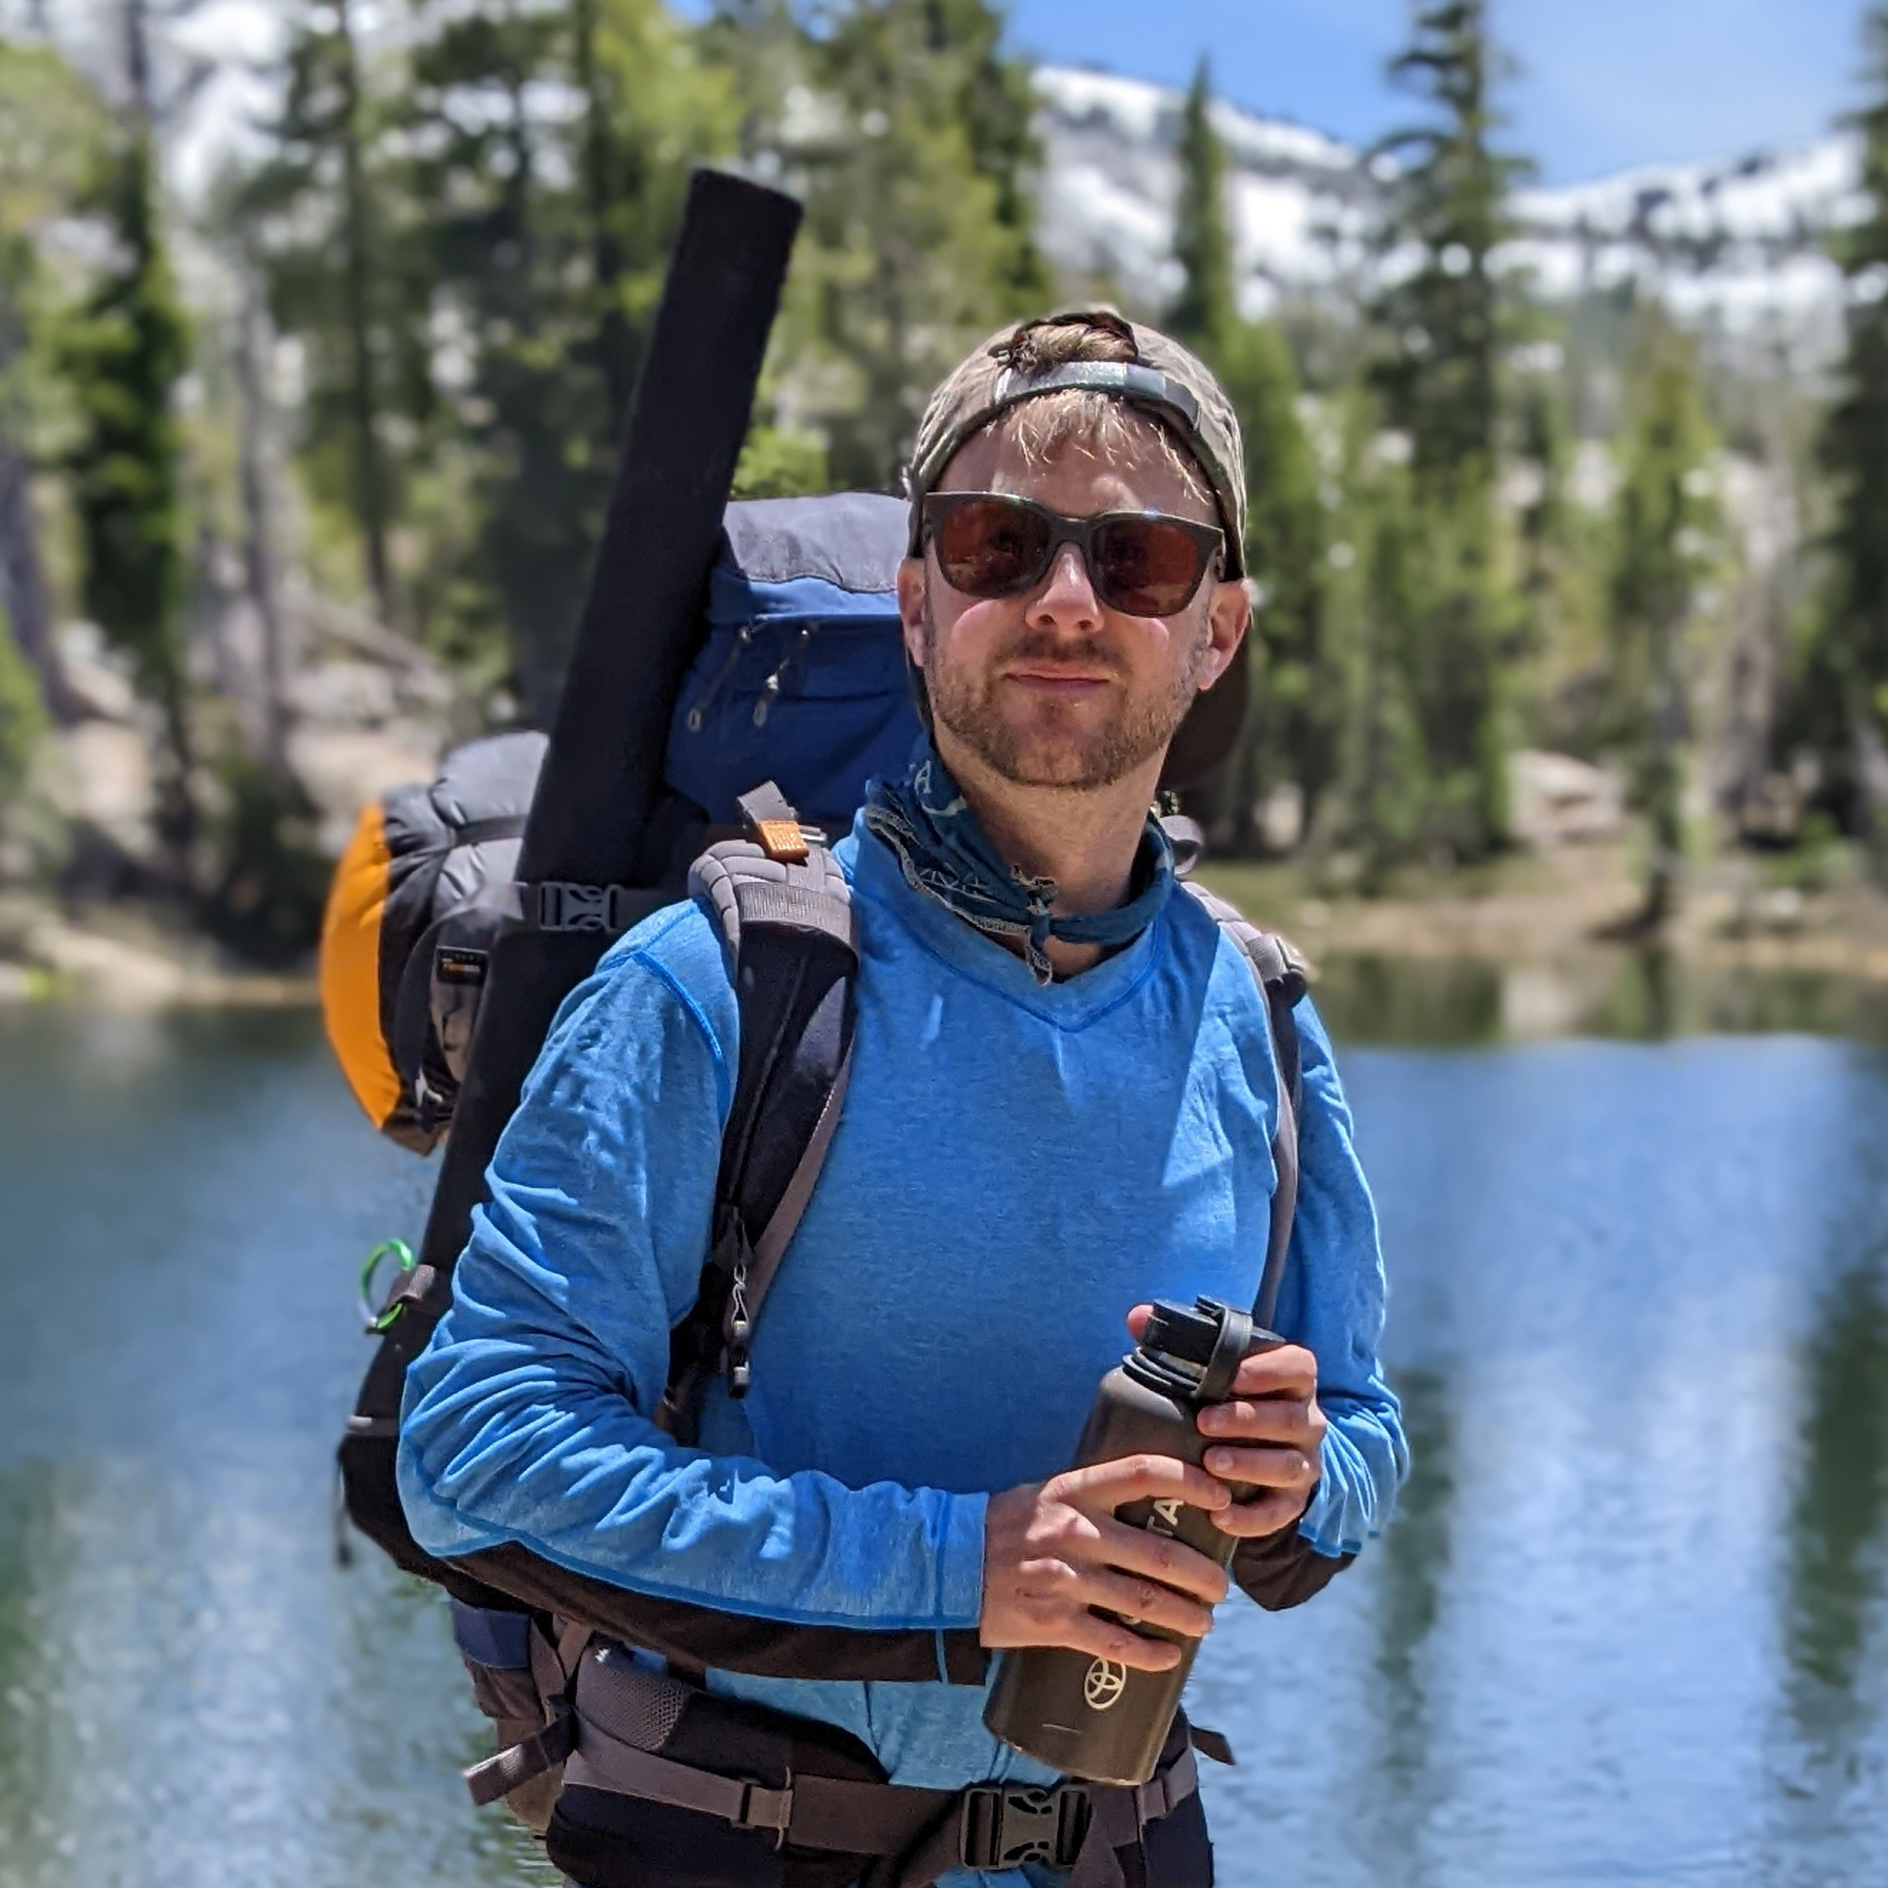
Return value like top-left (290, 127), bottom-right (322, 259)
top-left (996, 634), bottom-right (1125, 676)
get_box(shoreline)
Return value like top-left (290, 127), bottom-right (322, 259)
top-left (5, 841), bottom-right (1887, 1017)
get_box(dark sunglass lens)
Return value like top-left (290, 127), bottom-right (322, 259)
top-left (1092, 519), bottom-right (1211, 616)
top-left (932, 499), bottom-right (1051, 598)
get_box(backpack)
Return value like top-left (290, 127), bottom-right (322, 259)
top-left (321, 495), bottom-right (919, 1157)
top-left (322, 492), bottom-right (1309, 1875)
top-left (320, 731), bottom-right (546, 1153)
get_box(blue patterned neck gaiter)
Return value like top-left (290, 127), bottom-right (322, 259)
top-left (862, 737), bottom-right (1175, 985)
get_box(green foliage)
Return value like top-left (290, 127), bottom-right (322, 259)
top-left (1813, 4), bottom-right (1888, 868)
top-left (918, 0), bottom-right (1050, 309)
top-left (239, 0), bottom-right (423, 624)
top-left (734, 426), bottom-right (830, 498)
top-left (758, 0), bottom-right (1047, 488)
top-left (1609, 320), bottom-right (1718, 924)
top-left (1373, 0), bottom-right (1529, 492)
top-left (1162, 63), bottom-right (1331, 852)
top-left (57, 134), bottom-right (190, 737)
top-left (1216, 321), bottom-right (1334, 849)
top-left (398, 0), bottom-right (738, 721)
top-left (0, 600), bottom-right (45, 814)
top-left (1168, 59), bottom-right (1237, 355)
top-left (1360, 0), bottom-right (1529, 861)
top-left (200, 753), bottom-right (332, 964)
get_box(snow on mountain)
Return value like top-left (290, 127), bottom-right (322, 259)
top-left (1034, 65), bottom-right (1863, 367)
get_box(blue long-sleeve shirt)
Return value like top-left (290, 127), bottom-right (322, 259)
top-left (398, 815), bottom-right (1405, 1839)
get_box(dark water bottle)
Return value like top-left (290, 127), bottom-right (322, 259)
top-left (983, 1296), bottom-right (1275, 1786)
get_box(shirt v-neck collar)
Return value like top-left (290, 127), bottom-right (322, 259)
top-left (838, 814), bottom-right (1166, 1030)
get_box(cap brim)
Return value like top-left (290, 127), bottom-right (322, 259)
top-left (1159, 638), bottom-right (1249, 791)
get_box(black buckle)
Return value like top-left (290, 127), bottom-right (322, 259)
top-left (960, 1784), bottom-right (1091, 1871)
top-left (524, 881), bottom-right (638, 934)
top-left (712, 1207), bottom-right (756, 1399)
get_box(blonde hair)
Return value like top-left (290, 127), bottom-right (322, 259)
top-left (985, 317), bottom-right (1215, 510)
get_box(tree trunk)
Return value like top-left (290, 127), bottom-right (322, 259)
top-left (0, 442), bottom-right (77, 724)
top-left (233, 265), bottom-right (290, 764)
top-left (334, 0), bottom-right (392, 625)
top-left (573, 0), bottom-right (635, 431)
top-left (1640, 606), bottom-right (1687, 931)
top-left (124, 0), bottom-right (152, 127)
top-left (0, 263), bottom-right (76, 723)
top-left (1850, 690), bottom-right (1888, 885)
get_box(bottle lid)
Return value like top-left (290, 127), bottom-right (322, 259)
top-left (1140, 1296), bottom-right (1253, 1404)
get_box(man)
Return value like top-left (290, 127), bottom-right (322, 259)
top-left (398, 310), bottom-right (1407, 1887)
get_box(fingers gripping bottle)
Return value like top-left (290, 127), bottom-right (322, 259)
top-left (982, 1296), bottom-right (1274, 1786)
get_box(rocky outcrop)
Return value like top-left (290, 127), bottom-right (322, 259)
top-left (17, 594), bottom-right (462, 890)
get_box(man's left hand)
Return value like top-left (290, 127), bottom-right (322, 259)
top-left (1125, 1306), bottom-right (1326, 1541)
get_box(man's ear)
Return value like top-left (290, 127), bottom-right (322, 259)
top-left (896, 558), bottom-right (928, 669)
top-left (1194, 577), bottom-right (1252, 692)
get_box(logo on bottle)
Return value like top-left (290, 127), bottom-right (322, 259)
top-left (1148, 1497), bottom-right (1183, 1538)
top-left (1083, 1658), bottom-right (1128, 1711)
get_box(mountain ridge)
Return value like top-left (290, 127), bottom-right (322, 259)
top-left (1034, 63), bottom-right (1861, 367)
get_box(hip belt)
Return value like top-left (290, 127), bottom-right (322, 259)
top-left (469, 1635), bottom-right (1223, 1888)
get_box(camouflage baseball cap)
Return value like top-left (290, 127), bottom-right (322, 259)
top-left (905, 309), bottom-right (1248, 580)
top-left (904, 310), bottom-right (1251, 788)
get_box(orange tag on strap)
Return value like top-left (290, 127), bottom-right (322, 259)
top-left (753, 819), bottom-right (810, 864)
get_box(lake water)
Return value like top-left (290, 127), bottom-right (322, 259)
top-left (1, 992), bottom-right (1885, 1888)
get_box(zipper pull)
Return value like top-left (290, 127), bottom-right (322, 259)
top-left (684, 623), bottom-right (758, 733)
top-left (752, 625), bottom-right (819, 728)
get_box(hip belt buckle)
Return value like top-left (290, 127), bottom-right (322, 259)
top-left (959, 1783), bottom-right (1092, 1871)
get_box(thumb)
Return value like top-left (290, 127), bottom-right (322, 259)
top-left (1125, 1303), bottom-right (1153, 1342)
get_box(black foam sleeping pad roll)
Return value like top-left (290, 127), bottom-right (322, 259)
top-left (338, 169), bottom-right (803, 1583)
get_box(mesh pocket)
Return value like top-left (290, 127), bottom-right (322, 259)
top-left (575, 1646), bottom-right (692, 1752)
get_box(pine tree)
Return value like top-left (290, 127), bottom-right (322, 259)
top-left (921, 0), bottom-right (1049, 307)
top-left (404, 0), bottom-right (737, 720)
top-left (1214, 323), bottom-right (1333, 852)
top-left (1168, 58), bottom-right (1236, 357)
top-left (1374, 0), bottom-right (1525, 492)
top-left (1818, 4), bottom-right (1888, 873)
top-left (1326, 397), bottom-right (1428, 881)
top-left (1164, 59), bottom-right (1329, 851)
top-left (241, 0), bottom-right (415, 626)
top-left (1609, 322), bottom-right (1717, 930)
top-left (1368, 0), bottom-right (1530, 861)
top-left (0, 37), bottom-right (102, 741)
top-left (758, 0), bottom-right (1044, 489)
top-left (58, 125), bottom-right (194, 849)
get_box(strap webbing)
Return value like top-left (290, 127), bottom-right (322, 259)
top-left (453, 813), bottom-right (529, 848)
top-left (664, 801), bottom-right (860, 1434)
top-left (747, 1041), bottom-right (855, 1310)
top-left (1180, 881), bottom-right (1306, 1330)
top-left (559, 1689), bottom-right (1201, 1880)
top-left (465, 1707), bottom-right (574, 1808)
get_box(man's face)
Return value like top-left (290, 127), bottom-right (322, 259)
top-left (896, 415), bottom-right (1250, 792)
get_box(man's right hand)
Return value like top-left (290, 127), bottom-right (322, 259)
top-left (980, 1456), bottom-right (1232, 1673)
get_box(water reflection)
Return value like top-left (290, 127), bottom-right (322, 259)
top-left (1785, 1268), bottom-right (1888, 1720)
top-left (1311, 949), bottom-right (1888, 1048)
top-left (1369, 1369), bottom-right (1456, 1809)
top-left (1764, 1123), bottom-right (1888, 1882)
top-left (2, 1006), bottom-right (1887, 1886)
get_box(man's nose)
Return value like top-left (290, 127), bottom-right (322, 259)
top-left (1026, 542), bottom-right (1102, 632)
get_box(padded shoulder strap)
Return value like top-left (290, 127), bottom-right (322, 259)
top-left (662, 791), bottom-right (859, 1439)
top-left (1181, 881), bottom-right (1307, 1331)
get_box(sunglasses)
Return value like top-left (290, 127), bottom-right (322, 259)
top-left (921, 492), bottom-right (1225, 618)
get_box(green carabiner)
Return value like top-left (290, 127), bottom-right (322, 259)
top-left (359, 1238), bottom-right (418, 1334)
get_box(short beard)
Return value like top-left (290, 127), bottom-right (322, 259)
top-left (919, 594), bottom-right (1211, 791)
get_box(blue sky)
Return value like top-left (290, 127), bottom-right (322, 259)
top-left (1000, 0), bottom-right (1876, 183)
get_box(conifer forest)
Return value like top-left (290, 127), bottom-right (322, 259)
top-left (5, 0), bottom-right (1888, 968)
